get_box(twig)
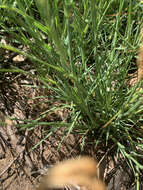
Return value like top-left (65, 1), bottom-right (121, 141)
top-left (97, 144), bottom-right (115, 168)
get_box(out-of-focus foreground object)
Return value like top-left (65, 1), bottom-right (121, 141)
top-left (137, 27), bottom-right (143, 81)
top-left (36, 156), bottom-right (106, 190)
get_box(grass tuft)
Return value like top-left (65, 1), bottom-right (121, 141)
top-left (0, 0), bottom-right (143, 187)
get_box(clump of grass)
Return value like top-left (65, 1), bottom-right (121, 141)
top-left (0, 0), bottom-right (143, 188)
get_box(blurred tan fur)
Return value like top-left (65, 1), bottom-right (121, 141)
top-left (37, 156), bottom-right (106, 190)
top-left (137, 27), bottom-right (143, 81)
